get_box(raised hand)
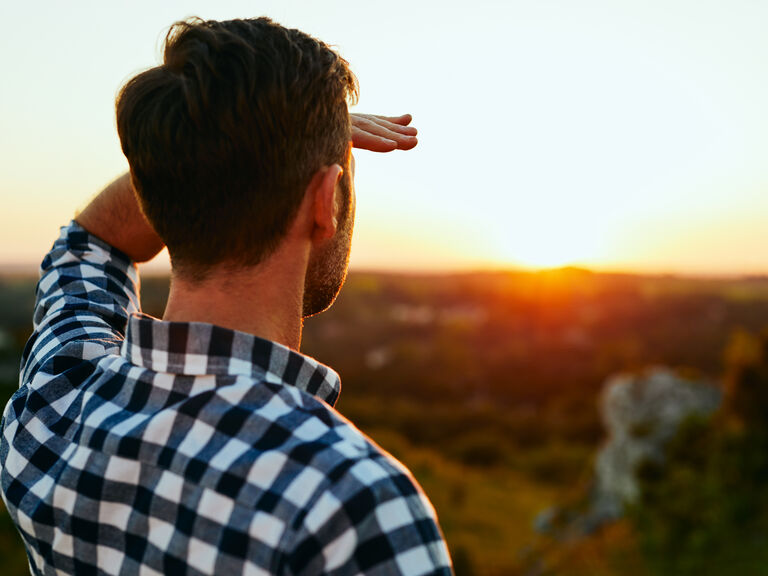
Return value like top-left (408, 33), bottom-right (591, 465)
top-left (351, 113), bottom-right (418, 152)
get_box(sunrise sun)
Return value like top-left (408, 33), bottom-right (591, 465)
top-left (489, 209), bottom-right (616, 270)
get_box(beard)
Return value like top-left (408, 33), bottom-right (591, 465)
top-left (302, 173), bottom-right (354, 318)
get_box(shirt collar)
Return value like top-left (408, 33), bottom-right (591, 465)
top-left (120, 313), bottom-right (341, 406)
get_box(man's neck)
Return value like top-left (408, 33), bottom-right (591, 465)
top-left (162, 250), bottom-right (308, 351)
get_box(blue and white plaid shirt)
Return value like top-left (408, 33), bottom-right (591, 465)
top-left (0, 221), bottom-right (453, 575)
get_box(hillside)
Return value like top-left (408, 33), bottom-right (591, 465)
top-left (3, 269), bottom-right (768, 574)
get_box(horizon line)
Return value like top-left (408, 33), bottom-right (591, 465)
top-left (2, 261), bottom-right (768, 281)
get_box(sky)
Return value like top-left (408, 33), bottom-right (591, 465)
top-left (2, 0), bottom-right (768, 275)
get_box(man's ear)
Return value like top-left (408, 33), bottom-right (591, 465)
top-left (308, 164), bottom-right (343, 243)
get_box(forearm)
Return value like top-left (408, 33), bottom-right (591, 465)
top-left (75, 172), bottom-right (165, 263)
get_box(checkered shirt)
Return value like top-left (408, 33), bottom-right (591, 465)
top-left (0, 221), bottom-right (453, 575)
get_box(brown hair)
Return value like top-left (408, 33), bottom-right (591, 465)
top-left (116, 17), bottom-right (358, 279)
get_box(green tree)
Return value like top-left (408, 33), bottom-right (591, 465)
top-left (630, 329), bottom-right (768, 575)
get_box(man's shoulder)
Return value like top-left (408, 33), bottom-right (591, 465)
top-left (72, 372), bottom-right (413, 503)
top-left (267, 390), bottom-right (451, 574)
top-left (157, 378), bottom-right (437, 533)
top-left (279, 385), bottom-right (422, 502)
top-left (229, 385), bottom-right (450, 574)
top-left (195, 377), bottom-right (415, 501)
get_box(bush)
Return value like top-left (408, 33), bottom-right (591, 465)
top-left (629, 330), bottom-right (768, 575)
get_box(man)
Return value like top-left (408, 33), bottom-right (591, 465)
top-left (0, 16), bottom-right (453, 575)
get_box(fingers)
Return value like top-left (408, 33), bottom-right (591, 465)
top-left (377, 114), bottom-right (414, 127)
top-left (359, 114), bottom-right (417, 135)
top-left (355, 116), bottom-right (418, 144)
top-left (351, 127), bottom-right (399, 152)
top-left (351, 113), bottom-right (418, 152)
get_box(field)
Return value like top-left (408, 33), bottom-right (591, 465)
top-left (3, 268), bottom-right (768, 574)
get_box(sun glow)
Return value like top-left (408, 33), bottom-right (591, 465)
top-left (488, 210), bottom-right (617, 270)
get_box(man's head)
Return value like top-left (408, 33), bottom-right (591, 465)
top-left (116, 17), bottom-right (358, 292)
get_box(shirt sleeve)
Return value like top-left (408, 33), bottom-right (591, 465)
top-left (285, 455), bottom-right (454, 576)
top-left (20, 220), bottom-right (141, 387)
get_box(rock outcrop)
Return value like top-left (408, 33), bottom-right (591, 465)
top-left (535, 367), bottom-right (722, 536)
top-left (592, 368), bottom-right (721, 520)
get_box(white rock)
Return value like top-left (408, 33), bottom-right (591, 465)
top-left (592, 368), bottom-right (721, 517)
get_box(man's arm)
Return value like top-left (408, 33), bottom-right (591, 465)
top-left (21, 225), bottom-right (141, 386)
top-left (75, 173), bottom-right (164, 263)
top-left (22, 111), bottom-right (416, 381)
top-left (20, 173), bottom-right (166, 387)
